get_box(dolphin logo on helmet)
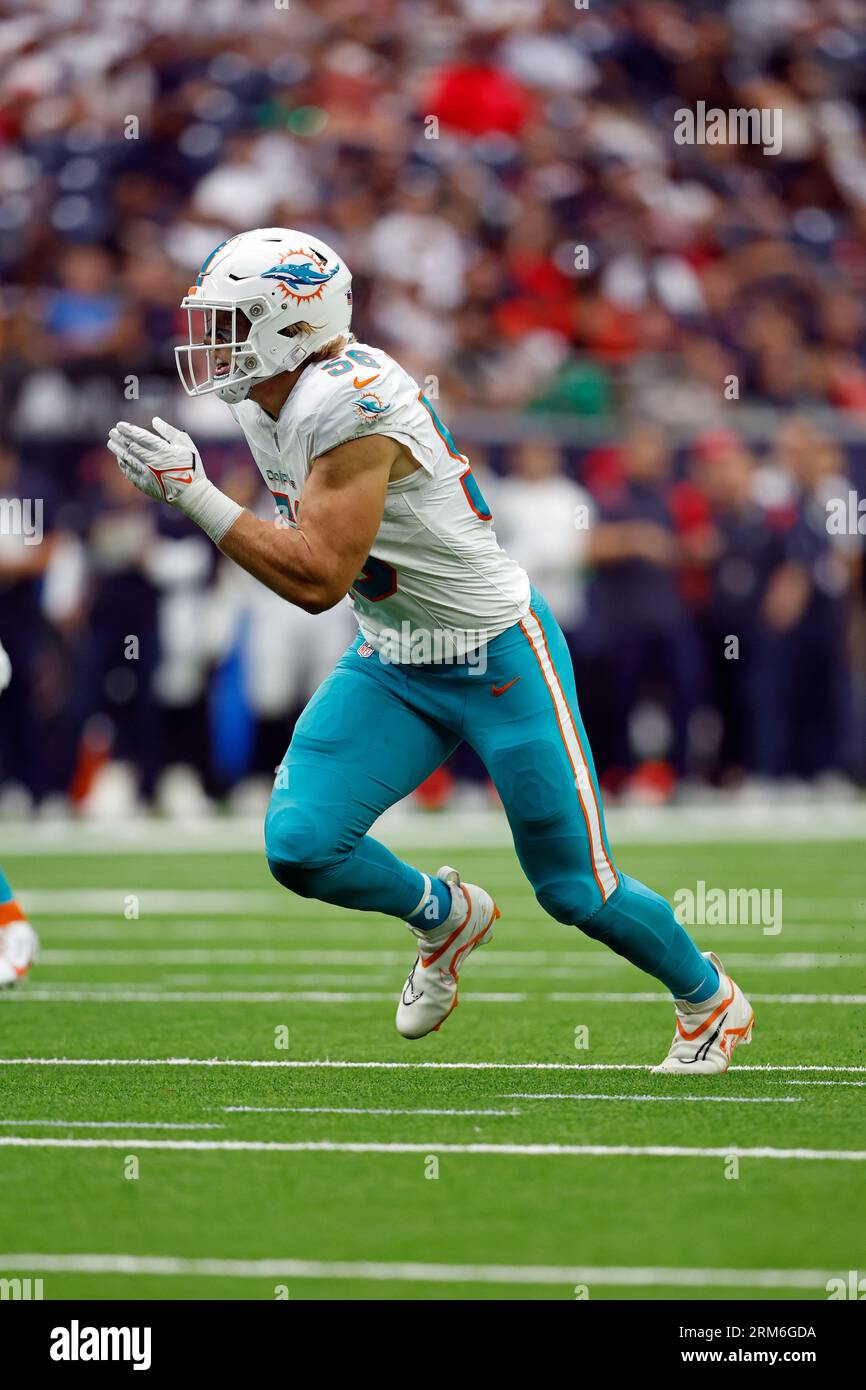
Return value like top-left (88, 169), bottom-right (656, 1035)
top-left (260, 259), bottom-right (340, 298)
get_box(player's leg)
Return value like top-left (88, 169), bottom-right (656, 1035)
top-left (265, 638), bottom-right (499, 1035)
top-left (265, 637), bottom-right (459, 925)
top-left (0, 864), bottom-right (38, 986)
top-left (465, 590), bottom-right (753, 1073)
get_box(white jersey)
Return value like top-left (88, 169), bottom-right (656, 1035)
top-left (228, 343), bottom-right (530, 661)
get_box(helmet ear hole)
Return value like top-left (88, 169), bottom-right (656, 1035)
top-left (277, 318), bottom-right (313, 339)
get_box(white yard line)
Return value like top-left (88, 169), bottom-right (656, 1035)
top-left (0, 1119), bottom-right (223, 1130)
top-left (22, 956), bottom-right (866, 978)
top-left (6, 967), bottom-right (829, 988)
top-left (12, 888), bottom-right (866, 921)
top-left (33, 924), bottom-right (866, 942)
top-left (31, 948), bottom-right (866, 969)
top-left (221, 1106), bottom-right (520, 1117)
top-left (3, 991), bottom-right (403, 1004)
top-left (2, 990), bottom-right (528, 1004)
top-left (499, 1092), bottom-right (799, 1105)
top-left (786, 897), bottom-right (866, 914)
top-left (38, 950), bottom-right (370, 964)
top-left (5, 800), bottom-right (866, 852)
top-left (787, 1079), bottom-right (866, 1087)
top-left (4, 988), bottom-right (865, 1004)
top-left (15, 892), bottom-right (284, 916)
top-left (547, 992), bottom-right (866, 1005)
top-left (0, 1057), bottom-right (863, 1072)
top-left (0, 1137), bottom-right (861, 1160)
top-left (33, 922), bottom-right (334, 938)
top-left (0, 1251), bottom-right (839, 1290)
top-left (9, 977), bottom-right (401, 990)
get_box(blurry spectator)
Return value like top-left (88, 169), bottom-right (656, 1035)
top-left (585, 425), bottom-right (697, 784)
top-left (3, 0), bottom-right (866, 425)
top-left (72, 455), bottom-right (164, 811)
top-left (39, 246), bottom-right (141, 364)
top-left (0, 445), bottom-right (58, 805)
top-left (689, 432), bottom-right (788, 782)
top-left (495, 440), bottom-right (594, 635)
top-left (191, 133), bottom-right (308, 228)
top-left (368, 176), bottom-right (467, 312)
top-left (2, 0), bottom-right (866, 810)
top-left (757, 426), bottom-right (861, 781)
top-left (425, 34), bottom-right (533, 137)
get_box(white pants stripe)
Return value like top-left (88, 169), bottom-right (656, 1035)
top-left (520, 609), bottom-right (618, 903)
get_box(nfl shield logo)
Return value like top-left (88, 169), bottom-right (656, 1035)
top-left (358, 641), bottom-right (374, 658)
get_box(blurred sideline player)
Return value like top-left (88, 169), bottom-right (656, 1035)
top-left (108, 229), bottom-right (753, 1072)
top-left (0, 637), bottom-right (39, 986)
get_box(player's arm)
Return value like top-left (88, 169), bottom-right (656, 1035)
top-left (107, 416), bottom-right (396, 613)
top-left (218, 435), bottom-right (395, 612)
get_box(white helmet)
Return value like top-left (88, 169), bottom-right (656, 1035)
top-left (175, 227), bottom-right (353, 404)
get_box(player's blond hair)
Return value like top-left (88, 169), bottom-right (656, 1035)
top-left (282, 319), bottom-right (350, 363)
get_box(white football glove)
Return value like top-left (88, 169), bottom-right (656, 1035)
top-left (0, 639), bottom-right (11, 694)
top-left (107, 417), bottom-right (243, 543)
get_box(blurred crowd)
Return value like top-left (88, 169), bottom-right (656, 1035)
top-left (493, 420), bottom-right (866, 803)
top-left (3, 0), bottom-right (866, 432)
top-left (2, 418), bottom-right (865, 817)
top-left (2, 0), bottom-right (866, 814)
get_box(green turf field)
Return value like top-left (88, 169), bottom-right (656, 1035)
top-left (1, 833), bottom-right (864, 1300)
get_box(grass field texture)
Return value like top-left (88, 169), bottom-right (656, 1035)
top-left (0, 834), bottom-right (864, 1300)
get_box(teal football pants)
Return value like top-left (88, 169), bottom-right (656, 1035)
top-left (265, 589), bottom-right (717, 1000)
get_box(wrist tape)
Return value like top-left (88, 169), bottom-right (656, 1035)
top-left (181, 479), bottom-right (244, 544)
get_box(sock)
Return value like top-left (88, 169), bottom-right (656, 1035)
top-left (581, 871), bottom-right (719, 1001)
top-left (679, 960), bottom-right (721, 1006)
top-left (268, 831), bottom-right (453, 925)
top-left (405, 874), bottom-right (453, 931)
top-left (0, 865), bottom-right (25, 924)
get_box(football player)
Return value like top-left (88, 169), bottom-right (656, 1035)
top-left (0, 637), bottom-right (39, 986)
top-left (108, 229), bottom-right (753, 1072)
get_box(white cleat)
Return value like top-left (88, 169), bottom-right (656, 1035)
top-left (0, 918), bottom-right (39, 987)
top-left (652, 952), bottom-right (754, 1075)
top-left (396, 866), bottom-right (499, 1039)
